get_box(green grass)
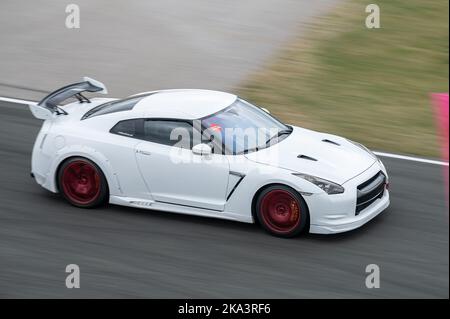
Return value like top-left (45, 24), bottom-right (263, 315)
top-left (238, 0), bottom-right (449, 157)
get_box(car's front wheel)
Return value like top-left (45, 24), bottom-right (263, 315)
top-left (58, 157), bottom-right (108, 208)
top-left (255, 185), bottom-right (308, 237)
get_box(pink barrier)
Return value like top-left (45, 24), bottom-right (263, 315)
top-left (431, 93), bottom-right (449, 199)
top-left (432, 93), bottom-right (449, 162)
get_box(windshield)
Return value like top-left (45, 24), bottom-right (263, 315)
top-left (201, 98), bottom-right (291, 155)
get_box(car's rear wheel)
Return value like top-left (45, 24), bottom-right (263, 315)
top-left (256, 185), bottom-right (308, 237)
top-left (58, 157), bottom-right (108, 208)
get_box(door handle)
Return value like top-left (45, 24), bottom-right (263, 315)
top-left (136, 149), bottom-right (151, 156)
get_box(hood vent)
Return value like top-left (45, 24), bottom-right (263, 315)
top-left (322, 139), bottom-right (340, 146)
top-left (297, 154), bottom-right (317, 161)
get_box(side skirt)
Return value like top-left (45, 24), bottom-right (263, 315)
top-left (109, 195), bottom-right (254, 223)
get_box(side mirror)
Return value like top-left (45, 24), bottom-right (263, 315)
top-left (261, 107), bottom-right (270, 114)
top-left (192, 143), bottom-right (212, 156)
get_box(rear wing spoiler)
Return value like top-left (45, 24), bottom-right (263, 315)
top-left (29, 77), bottom-right (107, 120)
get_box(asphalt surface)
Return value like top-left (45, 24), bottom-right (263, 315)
top-left (0, 100), bottom-right (448, 298)
top-left (0, 0), bottom-right (338, 100)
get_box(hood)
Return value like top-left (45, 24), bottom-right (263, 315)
top-left (245, 126), bottom-right (377, 185)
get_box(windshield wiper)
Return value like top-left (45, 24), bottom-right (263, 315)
top-left (236, 127), bottom-right (293, 155)
top-left (264, 128), bottom-right (293, 147)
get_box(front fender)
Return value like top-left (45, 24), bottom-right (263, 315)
top-left (224, 162), bottom-right (323, 223)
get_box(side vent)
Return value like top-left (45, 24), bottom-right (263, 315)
top-left (297, 154), bottom-right (317, 161)
top-left (322, 139), bottom-right (340, 146)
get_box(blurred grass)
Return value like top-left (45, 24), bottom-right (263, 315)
top-left (238, 0), bottom-right (449, 157)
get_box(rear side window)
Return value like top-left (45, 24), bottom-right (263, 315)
top-left (82, 94), bottom-right (152, 120)
top-left (144, 120), bottom-right (193, 149)
top-left (110, 119), bottom-right (142, 137)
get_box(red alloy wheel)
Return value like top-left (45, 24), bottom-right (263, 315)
top-left (259, 189), bottom-right (301, 234)
top-left (61, 160), bottom-right (101, 205)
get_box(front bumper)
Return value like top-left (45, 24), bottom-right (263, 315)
top-left (309, 189), bottom-right (389, 234)
top-left (306, 160), bottom-right (390, 234)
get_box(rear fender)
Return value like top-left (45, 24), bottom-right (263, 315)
top-left (46, 146), bottom-right (121, 196)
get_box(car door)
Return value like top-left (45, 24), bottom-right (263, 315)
top-left (134, 119), bottom-right (230, 211)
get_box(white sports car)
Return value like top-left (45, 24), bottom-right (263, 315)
top-left (29, 77), bottom-right (390, 237)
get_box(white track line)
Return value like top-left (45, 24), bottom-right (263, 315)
top-left (374, 151), bottom-right (448, 166)
top-left (0, 96), bottom-right (36, 105)
top-left (1, 96), bottom-right (449, 167)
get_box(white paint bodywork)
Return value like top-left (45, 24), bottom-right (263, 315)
top-left (30, 89), bottom-right (390, 234)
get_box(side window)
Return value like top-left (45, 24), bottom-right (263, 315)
top-left (110, 119), bottom-right (141, 137)
top-left (144, 120), bottom-right (193, 149)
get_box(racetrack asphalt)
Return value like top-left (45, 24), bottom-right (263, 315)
top-left (0, 0), bottom-right (339, 100)
top-left (0, 100), bottom-right (448, 298)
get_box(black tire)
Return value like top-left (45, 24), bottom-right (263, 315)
top-left (255, 185), bottom-right (309, 238)
top-left (57, 157), bottom-right (109, 208)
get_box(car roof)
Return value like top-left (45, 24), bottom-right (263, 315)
top-left (131, 89), bottom-right (237, 119)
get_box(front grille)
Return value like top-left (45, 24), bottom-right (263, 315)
top-left (356, 171), bottom-right (386, 215)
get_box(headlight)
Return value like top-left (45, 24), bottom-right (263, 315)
top-left (347, 139), bottom-right (377, 159)
top-left (292, 173), bottom-right (345, 195)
